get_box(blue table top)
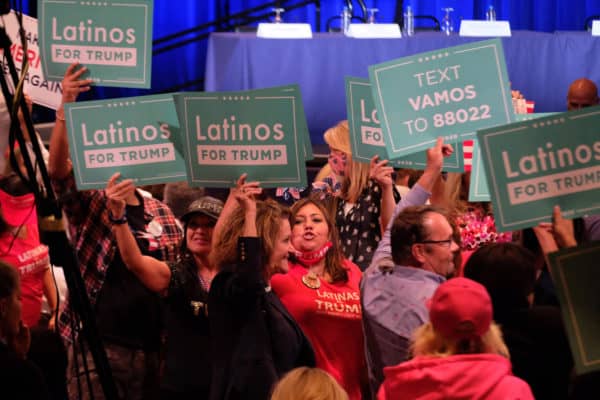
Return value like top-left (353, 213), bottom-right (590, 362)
top-left (205, 31), bottom-right (600, 147)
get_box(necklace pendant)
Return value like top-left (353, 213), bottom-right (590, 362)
top-left (301, 271), bottom-right (321, 289)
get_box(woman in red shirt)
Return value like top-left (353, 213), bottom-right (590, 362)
top-left (271, 197), bottom-right (367, 400)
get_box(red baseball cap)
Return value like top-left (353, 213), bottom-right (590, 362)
top-left (429, 277), bottom-right (493, 340)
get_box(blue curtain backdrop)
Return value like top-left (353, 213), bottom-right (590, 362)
top-left (23, 0), bottom-right (600, 100)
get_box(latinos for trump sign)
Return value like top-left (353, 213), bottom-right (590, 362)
top-left (0, 11), bottom-right (62, 109)
top-left (64, 93), bottom-right (186, 189)
top-left (38, 0), bottom-right (153, 88)
top-left (175, 85), bottom-right (308, 188)
top-left (477, 108), bottom-right (600, 232)
top-left (369, 38), bottom-right (513, 159)
top-left (548, 241), bottom-right (600, 375)
top-left (345, 76), bottom-right (464, 172)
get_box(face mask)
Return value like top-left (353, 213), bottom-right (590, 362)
top-left (295, 241), bottom-right (333, 266)
top-left (328, 151), bottom-right (347, 177)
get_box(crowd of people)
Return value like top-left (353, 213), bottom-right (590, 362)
top-left (0, 62), bottom-right (598, 400)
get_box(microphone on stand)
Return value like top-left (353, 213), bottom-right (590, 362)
top-left (344, 0), bottom-right (353, 15)
top-left (395, 0), bottom-right (405, 29)
top-left (356, 0), bottom-right (368, 22)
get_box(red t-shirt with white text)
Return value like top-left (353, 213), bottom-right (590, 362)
top-left (0, 189), bottom-right (49, 327)
top-left (271, 260), bottom-right (365, 400)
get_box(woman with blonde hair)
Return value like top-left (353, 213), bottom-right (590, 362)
top-left (271, 367), bottom-right (349, 400)
top-left (378, 277), bottom-right (533, 400)
top-left (312, 120), bottom-right (397, 270)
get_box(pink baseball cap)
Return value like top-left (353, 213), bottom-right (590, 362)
top-left (429, 277), bottom-right (493, 340)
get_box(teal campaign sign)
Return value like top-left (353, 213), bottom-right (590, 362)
top-left (64, 94), bottom-right (186, 189)
top-left (548, 242), bottom-right (600, 375)
top-left (345, 77), bottom-right (464, 172)
top-left (38, 0), bottom-right (153, 88)
top-left (468, 140), bottom-right (490, 202)
top-left (175, 85), bottom-right (309, 188)
top-left (369, 39), bottom-right (513, 159)
top-left (515, 112), bottom-right (558, 122)
top-left (477, 108), bottom-right (600, 232)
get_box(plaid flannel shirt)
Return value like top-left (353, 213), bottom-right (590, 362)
top-left (53, 173), bottom-right (181, 343)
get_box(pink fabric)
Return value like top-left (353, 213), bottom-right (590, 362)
top-left (379, 354), bottom-right (534, 400)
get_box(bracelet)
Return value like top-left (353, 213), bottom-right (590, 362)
top-left (55, 109), bottom-right (65, 121)
top-left (108, 210), bottom-right (127, 225)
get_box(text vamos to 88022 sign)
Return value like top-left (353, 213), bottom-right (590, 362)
top-left (369, 39), bottom-right (513, 159)
top-left (478, 108), bottom-right (600, 232)
top-left (39, 0), bottom-right (153, 88)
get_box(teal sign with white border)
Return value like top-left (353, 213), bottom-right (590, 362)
top-left (468, 139), bottom-right (490, 201)
top-left (548, 242), bottom-right (600, 375)
top-left (174, 85), bottom-right (309, 188)
top-left (369, 38), bottom-right (513, 158)
top-left (64, 93), bottom-right (186, 189)
top-left (477, 108), bottom-right (600, 232)
top-left (38, 0), bottom-right (153, 88)
top-left (345, 76), bottom-right (464, 171)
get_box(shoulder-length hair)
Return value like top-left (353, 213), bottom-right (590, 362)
top-left (271, 367), bottom-right (349, 400)
top-left (410, 321), bottom-right (510, 359)
top-left (324, 120), bottom-right (371, 204)
top-left (289, 197), bottom-right (348, 284)
top-left (210, 199), bottom-right (290, 277)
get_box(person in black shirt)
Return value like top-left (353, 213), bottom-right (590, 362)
top-left (108, 175), bottom-right (224, 400)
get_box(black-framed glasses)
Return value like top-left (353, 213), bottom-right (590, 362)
top-left (419, 239), bottom-right (454, 247)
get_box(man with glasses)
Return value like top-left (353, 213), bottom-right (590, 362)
top-left (360, 138), bottom-right (458, 397)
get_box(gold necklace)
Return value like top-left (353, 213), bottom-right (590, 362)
top-left (301, 270), bottom-right (321, 289)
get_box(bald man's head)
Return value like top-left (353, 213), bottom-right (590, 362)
top-left (567, 78), bottom-right (599, 110)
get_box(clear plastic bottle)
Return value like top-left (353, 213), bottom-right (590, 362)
top-left (404, 6), bottom-right (414, 36)
top-left (486, 5), bottom-right (496, 21)
top-left (341, 6), bottom-right (351, 34)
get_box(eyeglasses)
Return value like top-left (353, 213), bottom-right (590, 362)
top-left (419, 239), bottom-right (454, 248)
top-left (188, 221), bottom-right (216, 230)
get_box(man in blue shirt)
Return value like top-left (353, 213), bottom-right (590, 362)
top-left (361, 137), bottom-right (459, 397)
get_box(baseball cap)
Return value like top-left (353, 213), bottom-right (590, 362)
top-left (429, 277), bottom-right (493, 340)
top-left (180, 196), bottom-right (224, 222)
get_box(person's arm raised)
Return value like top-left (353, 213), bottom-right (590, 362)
top-left (212, 174), bottom-right (262, 247)
top-left (369, 137), bottom-right (453, 269)
top-left (369, 155), bottom-right (396, 234)
top-left (416, 137), bottom-right (453, 192)
top-left (48, 63), bottom-right (92, 180)
top-left (106, 173), bottom-right (171, 292)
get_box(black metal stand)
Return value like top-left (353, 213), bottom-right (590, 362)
top-left (0, 13), bottom-right (118, 400)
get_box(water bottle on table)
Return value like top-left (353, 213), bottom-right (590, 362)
top-left (404, 6), bottom-right (414, 36)
top-left (486, 5), bottom-right (496, 21)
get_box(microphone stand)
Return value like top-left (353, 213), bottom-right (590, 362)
top-left (0, 18), bottom-right (118, 400)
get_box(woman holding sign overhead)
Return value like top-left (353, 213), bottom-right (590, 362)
top-left (312, 120), bottom-right (398, 271)
top-left (107, 174), bottom-right (224, 400)
top-left (207, 174), bottom-right (315, 400)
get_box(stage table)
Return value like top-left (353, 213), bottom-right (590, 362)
top-left (205, 31), bottom-right (600, 147)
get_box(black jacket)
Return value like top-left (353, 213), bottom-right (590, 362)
top-left (208, 237), bottom-right (315, 400)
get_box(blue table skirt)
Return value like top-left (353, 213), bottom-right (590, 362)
top-left (205, 31), bottom-right (600, 147)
